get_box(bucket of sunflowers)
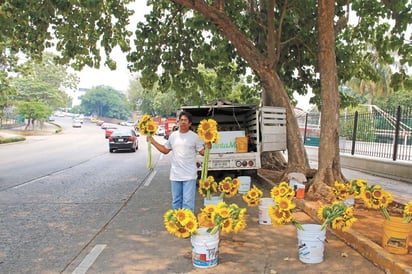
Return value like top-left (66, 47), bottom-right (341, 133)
top-left (356, 182), bottom-right (412, 255)
top-left (198, 175), bottom-right (241, 206)
top-left (242, 181), bottom-right (357, 264)
top-left (163, 201), bottom-right (247, 268)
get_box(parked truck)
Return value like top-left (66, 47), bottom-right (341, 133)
top-left (179, 100), bottom-right (287, 173)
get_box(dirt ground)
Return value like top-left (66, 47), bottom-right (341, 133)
top-left (260, 168), bottom-right (412, 266)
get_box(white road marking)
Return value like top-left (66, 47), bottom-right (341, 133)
top-left (144, 170), bottom-right (157, 186)
top-left (72, 244), bottom-right (107, 274)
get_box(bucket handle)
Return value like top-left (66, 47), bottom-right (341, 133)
top-left (316, 236), bottom-right (327, 243)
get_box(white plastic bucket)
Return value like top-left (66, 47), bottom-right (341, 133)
top-left (297, 224), bottom-right (326, 264)
top-left (204, 196), bottom-right (223, 206)
top-left (258, 197), bottom-right (275, 225)
top-left (237, 176), bottom-right (251, 194)
top-left (191, 227), bottom-right (219, 268)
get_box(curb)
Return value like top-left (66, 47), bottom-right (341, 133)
top-left (257, 172), bottom-right (412, 274)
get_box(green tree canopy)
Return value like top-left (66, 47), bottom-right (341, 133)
top-left (80, 85), bottom-right (130, 119)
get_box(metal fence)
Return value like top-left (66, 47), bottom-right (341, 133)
top-left (298, 106), bottom-right (412, 161)
top-left (0, 107), bottom-right (24, 129)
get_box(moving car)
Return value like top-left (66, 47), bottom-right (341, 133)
top-left (105, 127), bottom-right (117, 138)
top-left (109, 129), bottom-right (139, 153)
top-left (72, 119), bottom-right (82, 128)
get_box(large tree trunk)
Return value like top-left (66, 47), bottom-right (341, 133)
top-left (172, 0), bottom-right (310, 182)
top-left (308, 0), bottom-right (345, 201)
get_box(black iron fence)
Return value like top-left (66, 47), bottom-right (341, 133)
top-left (298, 106), bottom-right (412, 161)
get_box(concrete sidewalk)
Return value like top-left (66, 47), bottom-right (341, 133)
top-left (63, 155), bottom-right (411, 274)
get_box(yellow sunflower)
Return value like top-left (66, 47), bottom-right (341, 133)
top-left (242, 185), bottom-right (263, 207)
top-left (403, 201), bottom-right (412, 223)
top-left (163, 208), bottom-right (198, 238)
top-left (277, 197), bottom-right (296, 211)
top-left (221, 218), bottom-right (234, 233)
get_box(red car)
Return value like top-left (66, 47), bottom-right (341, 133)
top-left (104, 124), bottom-right (118, 138)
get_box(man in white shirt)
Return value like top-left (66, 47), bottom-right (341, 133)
top-left (147, 111), bottom-right (206, 213)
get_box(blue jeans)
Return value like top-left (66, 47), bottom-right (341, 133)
top-left (171, 179), bottom-right (196, 213)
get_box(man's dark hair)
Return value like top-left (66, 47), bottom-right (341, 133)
top-left (179, 111), bottom-right (192, 123)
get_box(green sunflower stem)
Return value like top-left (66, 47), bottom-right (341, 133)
top-left (209, 225), bottom-right (220, 235)
top-left (320, 218), bottom-right (330, 231)
top-left (147, 139), bottom-right (152, 170)
top-left (293, 219), bottom-right (304, 231)
top-left (201, 147), bottom-right (210, 182)
top-left (403, 216), bottom-right (412, 223)
top-left (381, 207), bottom-right (391, 220)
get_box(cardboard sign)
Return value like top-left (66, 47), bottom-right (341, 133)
top-left (210, 131), bottom-right (245, 153)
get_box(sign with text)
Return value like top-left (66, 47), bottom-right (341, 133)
top-left (210, 131), bottom-right (245, 153)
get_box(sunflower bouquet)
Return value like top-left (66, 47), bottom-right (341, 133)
top-left (163, 208), bottom-right (198, 238)
top-left (268, 181), bottom-right (356, 231)
top-left (138, 114), bottom-right (158, 169)
top-left (268, 182), bottom-right (303, 230)
top-left (330, 179), bottom-right (369, 202)
top-left (197, 119), bottom-right (219, 182)
top-left (349, 178), bottom-right (368, 198)
top-left (198, 176), bottom-right (241, 201)
top-left (359, 184), bottom-right (412, 223)
top-left (218, 176), bottom-right (240, 198)
top-left (360, 184), bottom-right (394, 220)
top-left (197, 201), bottom-right (247, 235)
top-left (198, 175), bottom-right (219, 200)
top-left (242, 184), bottom-right (263, 207)
top-left (317, 202), bottom-right (357, 231)
top-left (330, 181), bottom-right (352, 201)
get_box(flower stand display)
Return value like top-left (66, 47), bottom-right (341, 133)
top-left (297, 224), bottom-right (326, 264)
top-left (382, 216), bottom-right (412, 255)
top-left (191, 228), bottom-right (219, 268)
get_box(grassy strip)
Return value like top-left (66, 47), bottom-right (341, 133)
top-left (0, 136), bottom-right (26, 144)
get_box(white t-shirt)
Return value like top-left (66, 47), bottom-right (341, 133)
top-left (165, 130), bottom-right (204, 181)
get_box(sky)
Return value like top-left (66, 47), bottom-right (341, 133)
top-left (77, 2), bottom-right (151, 93)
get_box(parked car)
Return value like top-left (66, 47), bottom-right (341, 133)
top-left (72, 119), bottom-right (82, 128)
top-left (156, 125), bottom-right (165, 136)
top-left (48, 116), bottom-right (55, 122)
top-left (109, 129), bottom-right (139, 153)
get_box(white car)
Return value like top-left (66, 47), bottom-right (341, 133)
top-left (72, 119), bottom-right (82, 128)
top-left (156, 125), bottom-right (165, 136)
